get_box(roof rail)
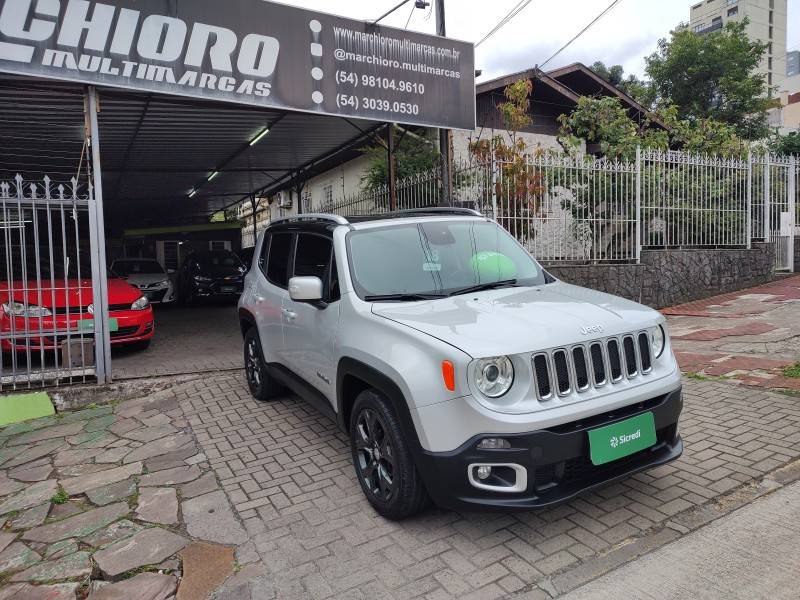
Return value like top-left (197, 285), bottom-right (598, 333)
top-left (388, 208), bottom-right (483, 218)
top-left (269, 213), bottom-right (349, 226)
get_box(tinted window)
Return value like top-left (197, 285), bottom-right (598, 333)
top-left (266, 233), bottom-right (292, 288)
top-left (195, 251), bottom-right (243, 270)
top-left (112, 260), bottom-right (165, 276)
top-left (293, 234), bottom-right (332, 280)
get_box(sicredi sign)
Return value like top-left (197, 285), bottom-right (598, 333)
top-left (0, 0), bottom-right (476, 130)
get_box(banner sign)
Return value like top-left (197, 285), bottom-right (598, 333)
top-left (0, 0), bottom-right (476, 130)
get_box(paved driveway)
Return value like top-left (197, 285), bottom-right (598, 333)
top-left (176, 371), bottom-right (800, 599)
top-left (111, 302), bottom-right (242, 380)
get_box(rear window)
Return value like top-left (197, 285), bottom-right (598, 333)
top-left (266, 233), bottom-right (292, 288)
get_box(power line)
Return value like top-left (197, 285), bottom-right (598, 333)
top-left (404, 1), bottom-right (416, 28)
top-left (539, 0), bottom-right (625, 70)
top-left (476, 0), bottom-right (536, 48)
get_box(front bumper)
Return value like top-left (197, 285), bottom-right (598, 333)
top-left (0, 308), bottom-right (155, 351)
top-left (415, 387), bottom-right (683, 511)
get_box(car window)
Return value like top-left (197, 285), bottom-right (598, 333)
top-left (112, 260), bottom-right (165, 276)
top-left (347, 220), bottom-right (546, 298)
top-left (293, 234), bottom-right (332, 280)
top-left (266, 233), bottom-right (292, 288)
top-left (258, 234), bottom-right (270, 275)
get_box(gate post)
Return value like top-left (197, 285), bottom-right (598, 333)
top-left (85, 86), bottom-right (112, 384)
top-left (789, 155), bottom-right (797, 273)
top-left (746, 151), bottom-right (752, 250)
top-left (635, 146), bottom-right (642, 264)
top-left (763, 156), bottom-right (770, 241)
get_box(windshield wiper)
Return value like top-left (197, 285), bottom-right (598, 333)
top-left (364, 293), bottom-right (446, 302)
top-left (447, 279), bottom-right (519, 297)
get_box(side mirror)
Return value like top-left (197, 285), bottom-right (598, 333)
top-left (289, 276), bottom-right (323, 303)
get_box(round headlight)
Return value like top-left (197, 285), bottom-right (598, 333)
top-left (475, 356), bottom-right (514, 398)
top-left (652, 325), bottom-right (666, 358)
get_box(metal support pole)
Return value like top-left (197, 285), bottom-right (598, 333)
top-left (635, 145), bottom-right (642, 264)
top-left (789, 155), bottom-right (796, 273)
top-left (436, 0), bottom-right (452, 205)
top-left (490, 151), bottom-right (498, 220)
top-left (85, 86), bottom-right (112, 384)
top-left (764, 156), bottom-right (770, 241)
top-left (387, 124), bottom-right (398, 211)
top-left (746, 151), bottom-right (752, 249)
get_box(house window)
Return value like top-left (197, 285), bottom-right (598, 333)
top-left (727, 6), bottom-right (738, 16)
top-left (694, 23), bottom-right (706, 32)
top-left (322, 184), bottom-right (333, 205)
top-left (768, 57), bottom-right (773, 70)
top-left (769, 26), bottom-right (773, 39)
top-left (726, 0), bottom-right (737, 5)
top-left (302, 190), bottom-right (312, 213)
top-left (210, 241), bottom-right (231, 251)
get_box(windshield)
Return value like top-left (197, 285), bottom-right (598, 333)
top-left (196, 251), bottom-right (244, 270)
top-left (347, 220), bottom-right (546, 299)
top-left (112, 260), bottom-right (165, 276)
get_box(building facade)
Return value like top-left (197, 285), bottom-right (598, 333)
top-left (688, 0), bottom-right (787, 93)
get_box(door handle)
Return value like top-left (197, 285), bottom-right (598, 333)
top-left (282, 309), bottom-right (297, 320)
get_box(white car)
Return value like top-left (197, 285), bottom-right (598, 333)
top-left (238, 209), bottom-right (683, 520)
top-left (111, 259), bottom-right (176, 304)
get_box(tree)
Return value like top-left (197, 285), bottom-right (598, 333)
top-left (558, 96), bottom-right (747, 158)
top-left (361, 127), bottom-right (439, 192)
top-left (590, 62), bottom-right (653, 106)
top-left (645, 20), bottom-right (772, 140)
top-left (468, 79), bottom-right (544, 242)
top-left (769, 131), bottom-right (800, 156)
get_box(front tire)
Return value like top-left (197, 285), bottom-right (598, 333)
top-left (244, 328), bottom-right (284, 402)
top-left (349, 389), bottom-right (429, 520)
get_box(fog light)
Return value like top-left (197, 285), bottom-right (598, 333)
top-left (477, 438), bottom-right (511, 450)
top-left (476, 465), bottom-right (492, 480)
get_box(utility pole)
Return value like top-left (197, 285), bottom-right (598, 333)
top-left (436, 0), bottom-right (452, 205)
top-left (387, 124), bottom-right (398, 211)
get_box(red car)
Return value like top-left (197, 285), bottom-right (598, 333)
top-left (0, 273), bottom-right (154, 352)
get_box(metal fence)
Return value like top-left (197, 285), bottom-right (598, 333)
top-left (0, 174), bottom-right (97, 390)
top-left (311, 149), bottom-right (798, 270)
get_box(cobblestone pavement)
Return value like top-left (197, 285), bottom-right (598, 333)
top-left (176, 370), bottom-right (800, 600)
top-left (665, 274), bottom-right (800, 391)
top-left (0, 387), bottom-right (254, 599)
top-left (112, 302), bottom-right (242, 380)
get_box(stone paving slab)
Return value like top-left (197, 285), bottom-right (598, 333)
top-left (666, 274), bottom-right (800, 391)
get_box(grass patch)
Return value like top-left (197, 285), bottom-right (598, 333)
top-left (782, 363), bottom-right (800, 378)
top-left (683, 371), bottom-right (710, 381)
top-left (50, 485), bottom-right (69, 505)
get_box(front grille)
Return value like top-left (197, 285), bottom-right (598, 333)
top-left (638, 333), bottom-right (652, 373)
top-left (111, 326), bottom-right (139, 338)
top-left (52, 306), bottom-right (89, 315)
top-left (552, 350), bottom-right (570, 395)
top-left (531, 331), bottom-right (655, 402)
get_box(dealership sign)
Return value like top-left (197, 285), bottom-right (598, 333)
top-left (0, 0), bottom-right (476, 129)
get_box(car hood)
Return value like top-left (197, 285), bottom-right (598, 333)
top-left (371, 281), bottom-right (662, 358)
top-left (0, 278), bottom-right (142, 308)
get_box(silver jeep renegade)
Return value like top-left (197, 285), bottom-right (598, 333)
top-left (238, 208), bottom-right (683, 519)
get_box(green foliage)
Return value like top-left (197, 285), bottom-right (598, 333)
top-left (468, 80), bottom-right (543, 242)
top-left (783, 363), bottom-right (800, 378)
top-left (590, 62), bottom-right (654, 106)
top-left (558, 96), bottom-right (668, 160)
top-left (51, 485), bottom-right (68, 505)
top-left (558, 96), bottom-right (747, 158)
top-left (361, 128), bottom-right (439, 193)
top-left (645, 20), bottom-right (772, 140)
top-left (769, 131), bottom-right (800, 156)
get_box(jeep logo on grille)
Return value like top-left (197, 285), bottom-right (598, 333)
top-left (580, 325), bottom-right (604, 335)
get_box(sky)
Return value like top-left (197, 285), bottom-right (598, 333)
top-left (275, 0), bottom-right (800, 82)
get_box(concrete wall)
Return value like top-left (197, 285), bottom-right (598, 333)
top-left (547, 243), bottom-right (776, 309)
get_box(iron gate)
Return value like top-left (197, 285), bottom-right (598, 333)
top-left (0, 175), bottom-right (98, 389)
